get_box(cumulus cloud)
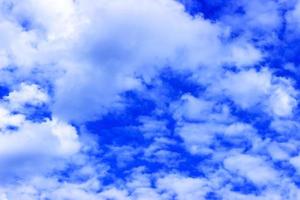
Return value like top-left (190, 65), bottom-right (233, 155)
top-left (4, 82), bottom-right (48, 110)
top-left (224, 154), bottom-right (279, 185)
top-left (0, 0), bottom-right (300, 199)
top-left (0, 0), bottom-right (260, 122)
top-left (219, 68), bottom-right (272, 109)
top-left (0, 81), bottom-right (80, 180)
top-left (0, 108), bottom-right (81, 179)
top-left (268, 86), bottom-right (297, 117)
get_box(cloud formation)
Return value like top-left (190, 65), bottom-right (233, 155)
top-left (0, 0), bottom-right (300, 199)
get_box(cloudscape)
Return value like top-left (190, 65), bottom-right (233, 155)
top-left (0, 0), bottom-right (300, 199)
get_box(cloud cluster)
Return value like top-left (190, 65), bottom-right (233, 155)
top-left (0, 0), bottom-right (300, 199)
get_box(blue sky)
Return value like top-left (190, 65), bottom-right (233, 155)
top-left (0, 0), bottom-right (300, 199)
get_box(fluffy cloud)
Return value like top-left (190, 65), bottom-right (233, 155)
top-left (0, 0), bottom-right (300, 199)
top-left (0, 0), bottom-right (262, 122)
top-left (0, 109), bottom-right (81, 180)
top-left (224, 154), bottom-right (278, 185)
top-left (4, 82), bottom-right (48, 110)
top-left (0, 81), bottom-right (80, 180)
top-left (156, 174), bottom-right (210, 200)
top-left (268, 86), bottom-right (297, 117)
top-left (219, 68), bottom-right (272, 109)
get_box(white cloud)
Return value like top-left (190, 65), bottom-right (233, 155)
top-left (6, 0), bottom-right (257, 122)
top-left (221, 189), bottom-right (283, 200)
top-left (222, 0), bottom-right (282, 35)
top-left (4, 82), bottom-right (48, 110)
top-left (226, 42), bottom-right (262, 67)
top-left (290, 155), bottom-right (300, 174)
top-left (223, 154), bottom-right (278, 185)
top-left (172, 94), bottom-right (232, 123)
top-left (0, 172), bottom-right (209, 200)
top-left (5, 0), bottom-right (78, 40)
top-left (219, 68), bottom-right (272, 109)
top-left (268, 87), bottom-right (297, 117)
top-left (270, 119), bottom-right (300, 134)
top-left (286, 0), bottom-right (300, 35)
top-left (0, 80), bottom-right (79, 177)
top-left (0, 117), bottom-right (80, 159)
top-left (0, 19), bottom-right (39, 69)
top-left (223, 122), bottom-right (256, 137)
top-left (0, 96), bottom-right (81, 179)
top-left (156, 174), bottom-right (210, 200)
top-left (267, 142), bottom-right (291, 161)
top-left (210, 67), bottom-right (299, 120)
top-left (138, 117), bottom-right (169, 138)
top-left (52, 0), bottom-right (230, 121)
top-left (0, 0), bottom-right (263, 123)
top-left (0, 0), bottom-right (299, 199)
top-left (174, 94), bottom-right (214, 121)
top-left (177, 122), bottom-right (221, 154)
top-left (0, 106), bottom-right (25, 129)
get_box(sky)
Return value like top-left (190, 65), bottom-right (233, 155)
top-left (0, 0), bottom-right (300, 199)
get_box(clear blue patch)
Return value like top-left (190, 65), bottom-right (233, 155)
top-left (231, 180), bottom-right (260, 195)
top-left (0, 85), bottom-right (9, 99)
top-left (178, 0), bottom-right (228, 20)
top-left (205, 192), bottom-right (222, 200)
top-left (20, 18), bottom-right (32, 31)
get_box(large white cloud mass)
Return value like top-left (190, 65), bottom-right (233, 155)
top-left (0, 0), bottom-right (263, 121)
